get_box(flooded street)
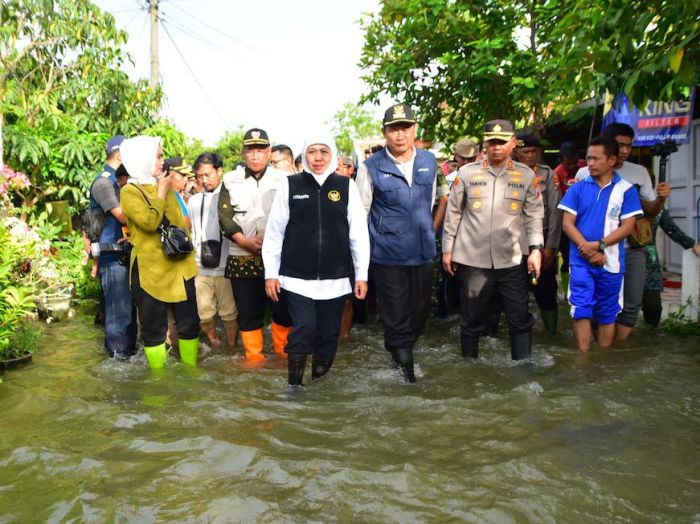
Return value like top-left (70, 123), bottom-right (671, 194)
top-left (1, 306), bottom-right (699, 522)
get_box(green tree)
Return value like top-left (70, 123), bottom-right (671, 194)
top-left (547, 0), bottom-right (699, 108)
top-left (328, 102), bottom-right (382, 156)
top-left (211, 129), bottom-right (245, 171)
top-left (359, 0), bottom-right (699, 145)
top-left (0, 0), bottom-right (164, 219)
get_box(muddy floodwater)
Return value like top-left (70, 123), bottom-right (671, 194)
top-left (1, 305), bottom-right (699, 523)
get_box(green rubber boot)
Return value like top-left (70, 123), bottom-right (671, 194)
top-left (178, 337), bottom-right (199, 367)
top-left (144, 343), bottom-right (167, 369)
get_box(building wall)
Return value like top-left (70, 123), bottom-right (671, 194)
top-left (662, 118), bottom-right (700, 273)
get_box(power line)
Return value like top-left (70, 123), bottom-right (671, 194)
top-left (133, 8), bottom-right (149, 48)
top-left (122, 5), bottom-right (146, 30)
top-left (163, 1), bottom-right (270, 57)
top-left (160, 12), bottom-right (224, 52)
top-left (160, 19), bottom-right (231, 130)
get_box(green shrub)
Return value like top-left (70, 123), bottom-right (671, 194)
top-left (0, 224), bottom-right (38, 359)
top-left (660, 299), bottom-right (700, 336)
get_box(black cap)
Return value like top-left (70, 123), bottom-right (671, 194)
top-left (516, 133), bottom-right (541, 148)
top-left (483, 119), bottom-right (515, 142)
top-left (164, 157), bottom-right (193, 176)
top-left (383, 104), bottom-right (417, 126)
top-left (243, 128), bottom-right (270, 147)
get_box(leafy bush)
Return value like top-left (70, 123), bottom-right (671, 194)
top-left (0, 223), bottom-right (38, 359)
top-left (660, 299), bottom-right (700, 336)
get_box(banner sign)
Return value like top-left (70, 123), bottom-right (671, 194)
top-left (602, 89), bottom-right (695, 146)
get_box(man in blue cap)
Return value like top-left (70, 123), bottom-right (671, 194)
top-left (88, 134), bottom-right (137, 359)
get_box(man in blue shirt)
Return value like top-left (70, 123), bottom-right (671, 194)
top-left (558, 136), bottom-right (642, 351)
top-left (88, 135), bottom-right (137, 359)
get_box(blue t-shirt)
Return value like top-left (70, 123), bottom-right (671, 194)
top-left (558, 173), bottom-right (642, 273)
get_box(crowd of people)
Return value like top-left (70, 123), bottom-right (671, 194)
top-left (86, 104), bottom-right (700, 386)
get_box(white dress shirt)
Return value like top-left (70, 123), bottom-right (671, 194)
top-left (262, 173), bottom-right (370, 300)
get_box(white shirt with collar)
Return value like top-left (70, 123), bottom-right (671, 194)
top-left (262, 173), bottom-right (370, 300)
top-left (355, 147), bottom-right (437, 216)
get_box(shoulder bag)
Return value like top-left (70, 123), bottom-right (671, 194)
top-left (134, 185), bottom-right (193, 258)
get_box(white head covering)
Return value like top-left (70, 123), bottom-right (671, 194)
top-left (121, 136), bottom-right (162, 185)
top-left (301, 131), bottom-right (338, 177)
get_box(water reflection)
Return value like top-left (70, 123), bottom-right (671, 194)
top-left (0, 307), bottom-right (698, 522)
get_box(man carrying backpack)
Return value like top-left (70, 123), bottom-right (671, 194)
top-left (88, 135), bottom-right (137, 359)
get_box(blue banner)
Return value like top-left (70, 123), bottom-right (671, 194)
top-left (602, 89), bottom-right (695, 146)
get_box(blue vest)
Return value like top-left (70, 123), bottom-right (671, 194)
top-left (365, 148), bottom-right (436, 265)
top-left (89, 165), bottom-right (123, 265)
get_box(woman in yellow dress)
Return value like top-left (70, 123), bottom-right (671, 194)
top-left (119, 136), bottom-right (200, 368)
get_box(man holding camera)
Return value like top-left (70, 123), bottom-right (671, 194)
top-left (88, 135), bottom-right (137, 359)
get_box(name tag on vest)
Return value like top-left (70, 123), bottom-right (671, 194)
top-left (292, 194), bottom-right (310, 200)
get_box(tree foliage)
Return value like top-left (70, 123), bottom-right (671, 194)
top-left (210, 129), bottom-right (245, 172)
top-left (328, 102), bottom-right (382, 156)
top-left (0, 0), bottom-right (164, 218)
top-left (548, 0), bottom-right (699, 107)
top-left (359, 0), bottom-right (699, 145)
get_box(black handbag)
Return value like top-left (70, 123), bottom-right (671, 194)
top-left (159, 216), bottom-right (193, 257)
top-left (199, 195), bottom-right (222, 268)
top-left (134, 185), bottom-right (193, 258)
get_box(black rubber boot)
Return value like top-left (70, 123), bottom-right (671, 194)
top-left (540, 309), bottom-right (558, 334)
top-left (460, 335), bottom-right (479, 359)
top-left (510, 331), bottom-right (532, 361)
top-left (484, 311), bottom-right (501, 336)
top-left (311, 355), bottom-right (334, 380)
top-left (394, 347), bottom-right (416, 383)
top-left (288, 354), bottom-right (307, 386)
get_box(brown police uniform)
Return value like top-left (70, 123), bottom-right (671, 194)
top-left (442, 158), bottom-right (544, 359)
top-left (531, 163), bottom-right (562, 321)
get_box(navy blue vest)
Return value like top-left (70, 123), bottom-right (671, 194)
top-left (89, 166), bottom-right (123, 265)
top-left (280, 172), bottom-right (352, 280)
top-left (365, 148), bottom-right (436, 265)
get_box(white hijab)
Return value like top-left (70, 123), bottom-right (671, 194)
top-left (301, 131), bottom-right (338, 178)
top-left (121, 136), bottom-right (162, 185)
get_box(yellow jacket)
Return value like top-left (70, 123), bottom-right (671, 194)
top-left (121, 184), bottom-right (197, 302)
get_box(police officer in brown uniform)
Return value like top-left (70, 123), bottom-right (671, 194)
top-left (514, 133), bottom-right (562, 333)
top-left (442, 120), bottom-right (544, 360)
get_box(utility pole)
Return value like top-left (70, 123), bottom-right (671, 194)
top-left (149, 0), bottom-right (159, 88)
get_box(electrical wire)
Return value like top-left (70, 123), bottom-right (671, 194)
top-left (160, 12), bottom-right (224, 52)
top-left (162, 1), bottom-right (270, 57)
top-left (160, 19), bottom-right (231, 129)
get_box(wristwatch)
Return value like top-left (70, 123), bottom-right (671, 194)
top-left (529, 244), bottom-right (544, 254)
top-left (598, 240), bottom-right (607, 252)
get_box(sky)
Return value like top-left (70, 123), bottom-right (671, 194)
top-left (92, 0), bottom-right (386, 157)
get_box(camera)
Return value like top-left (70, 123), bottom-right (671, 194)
top-left (90, 241), bottom-right (132, 265)
top-left (650, 140), bottom-right (678, 158)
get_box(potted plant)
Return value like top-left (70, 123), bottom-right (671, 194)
top-left (0, 226), bottom-right (40, 367)
top-left (2, 216), bottom-right (75, 322)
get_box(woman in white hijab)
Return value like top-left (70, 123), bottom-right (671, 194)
top-left (119, 136), bottom-right (200, 369)
top-left (262, 131), bottom-right (370, 386)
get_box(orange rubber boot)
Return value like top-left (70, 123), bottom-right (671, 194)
top-left (240, 329), bottom-right (265, 363)
top-left (271, 322), bottom-right (291, 359)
